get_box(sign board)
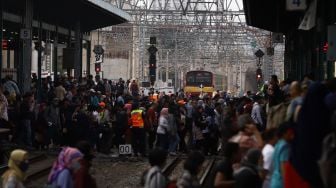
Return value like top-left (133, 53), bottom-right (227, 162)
top-left (93, 45), bottom-right (104, 55)
top-left (327, 25), bottom-right (336, 61)
top-left (150, 37), bottom-right (156, 45)
top-left (119, 144), bottom-right (132, 155)
top-left (298, 0), bottom-right (317, 30)
top-left (272, 33), bottom-right (284, 43)
top-left (20, 29), bottom-right (31, 40)
top-left (286, 0), bottom-right (307, 11)
top-left (95, 54), bottom-right (103, 63)
top-left (255, 49), bottom-right (264, 58)
top-left (141, 81), bottom-right (151, 87)
top-left (148, 45), bottom-right (158, 54)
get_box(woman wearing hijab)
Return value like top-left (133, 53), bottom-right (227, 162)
top-left (47, 147), bottom-right (83, 188)
top-left (156, 108), bottom-right (169, 151)
top-left (233, 148), bottom-right (263, 188)
top-left (2, 149), bottom-right (29, 188)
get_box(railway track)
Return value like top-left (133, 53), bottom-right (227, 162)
top-left (0, 152), bottom-right (54, 186)
top-left (162, 156), bottom-right (184, 177)
top-left (25, 154), bottom-right (54, 183)
top-left (200, 158), bottom-right (216, 187)
top-left (162, 156), bottom-right (217, 187)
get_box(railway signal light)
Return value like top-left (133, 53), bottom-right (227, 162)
top-left (95, 63), bottom-right (101, 73)
top-left (256, 68), bottom-right (262, 81)
top-left (323, 42), bottom-right (328, 53)
top-left (148, 45), bottom-right (158, 86)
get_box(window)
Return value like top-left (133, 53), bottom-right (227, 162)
top-left (186, 72), bottom-right (212, 86)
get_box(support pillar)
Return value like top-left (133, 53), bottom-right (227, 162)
top-left (37, 20), bottom-right (42, 101)
top-left (86, 40), bottom-right (91, 77)
top-left (7, 46), bottom-right (10, 68)
top-left (53, 26), bottom-right (58, 81)
top-left (67, 29), bottom-right (71, 77)
top-left (0, 0), bottom-right (3, 79)
top-left (74, 21), bottom-right (81, 80)
top-left (20, 0), bottom-right (33, 93)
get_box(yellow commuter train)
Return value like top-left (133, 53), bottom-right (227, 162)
top-left (183, 71), bottom-right (213, 96)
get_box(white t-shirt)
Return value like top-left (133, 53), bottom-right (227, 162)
top-left (262, 144), bottom-right (275, 171)
top-left (157, 116), bottom-right (168, 135)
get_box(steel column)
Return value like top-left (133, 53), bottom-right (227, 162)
top-left (20, 0), bottom-right (33, 93)
top-left (53, 26), bottom-right (58, 81)
top-left (0, 0), bottom-right (2, 79)
top-left (37, 20), bottom-right (42, 101)
top-left (86, 40), bottom-right (91, 77)
top-left (74, 21), bottom-right (81, 80)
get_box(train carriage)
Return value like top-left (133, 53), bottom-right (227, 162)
top-left (184, 71), bottom-right (214, 96)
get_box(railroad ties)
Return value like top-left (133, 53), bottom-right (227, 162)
top-left (162, 156), bottom-right (217, 187)
top-left (25, 153), bottom-right (55, 184)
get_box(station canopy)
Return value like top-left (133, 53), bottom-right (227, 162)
top-left (3, 0), bottom-right (132, 32)
top-left (242, 0), bottom-right (303, 33)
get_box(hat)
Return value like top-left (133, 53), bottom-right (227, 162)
top-left (99, 102), bottom-right (106, 107)
top-left (89, 89), bottom-right (95, 93)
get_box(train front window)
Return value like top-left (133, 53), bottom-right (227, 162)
top-left (187, 75), bottom-right (195, 83)
top-left (186, 72), bottom-right (212, 86)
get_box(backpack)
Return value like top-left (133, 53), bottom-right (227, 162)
top-left (318, 133), bottom-right (336, 188)
top-left (266, 101), bottom-right (290, 130)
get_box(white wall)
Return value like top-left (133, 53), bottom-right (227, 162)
top-left (100, 58), bottom-right (129, 80)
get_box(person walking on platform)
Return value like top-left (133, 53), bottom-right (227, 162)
top-left (143, 148), bottom-right (168, 188)
top-left (19, 92), bottom-right (35, 147)
top-left (156, 108), bottom-right (169, 151)
top-left (146, 103), bottom-right (158, 150)
top-left (2, 149), bottom-right (29, 188)
top-left (130, 102), bottom-right (147, 157)
top-left (47, 147), bottom-right (83, 188)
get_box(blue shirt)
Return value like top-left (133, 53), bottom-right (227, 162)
top-left (90, 96), bottom-right (99, 107)
top-left (52, 169), bottom-right (73, 188)
top-left (270, 139), bottom-right (290, 188)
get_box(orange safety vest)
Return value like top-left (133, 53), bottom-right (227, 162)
top-left (131, 109), bottom-right (144, 128)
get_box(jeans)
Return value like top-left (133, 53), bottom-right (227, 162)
top-left (148, 129), bottom-right (156, 150)
top-left (20, 120), bottom-right (32, 146)
top-left (178, 127), bottom-right (188, 152)
top-left (169, 134), bottom-right (180, 153)
top-left (131, 128), bottom-right (146, 155)
top-left (157, 133), bottom-right (169, 151)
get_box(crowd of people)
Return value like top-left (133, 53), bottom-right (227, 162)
top-left (0, 73), bottom-right (336, 188)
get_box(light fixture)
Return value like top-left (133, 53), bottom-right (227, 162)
top-left (2, 29), bottom-right (6, 32)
